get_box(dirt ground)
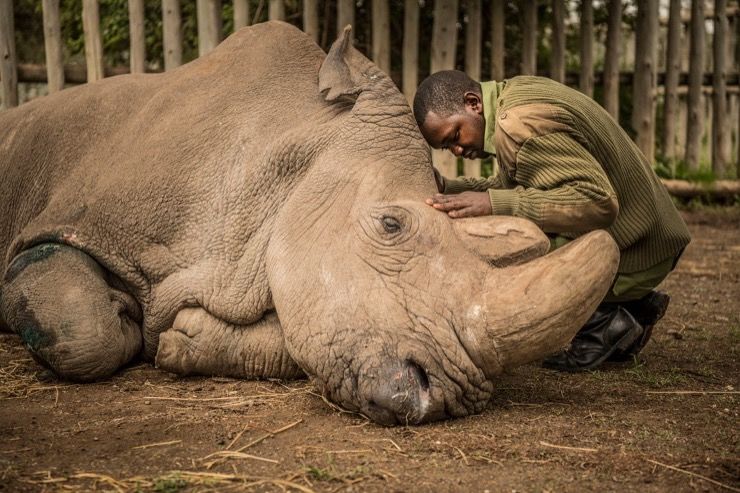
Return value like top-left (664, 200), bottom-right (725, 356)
top-left (1, 207), bottom-right (738, 493)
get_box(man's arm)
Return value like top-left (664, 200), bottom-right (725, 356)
top-left (437, 161), bottom-right (509, 194)
top-left (431, 132), bottom-right (619, 233)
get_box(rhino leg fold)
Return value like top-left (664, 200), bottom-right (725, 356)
top-left (155, 308), bottom-right (304, 380)
top-left (1, 243), bottom-right (143, 381)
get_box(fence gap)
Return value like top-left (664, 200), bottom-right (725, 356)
top-left (490, 0), bottom-right (504, 80)
top-left (521, 0), bottom-right (537, 75)
top-left (551, 0), bottom-right (565, 83)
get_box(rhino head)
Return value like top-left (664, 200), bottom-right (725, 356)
top-left (266, 27), bottom-right (619, 425)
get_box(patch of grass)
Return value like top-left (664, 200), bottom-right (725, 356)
top-left (729, 322), bottom-right (740, 343)
top-left (624, 363), bottom-right (688, 389)
top-left (305, 465), bottom-right (334, 482)
top-left (150, 474), bottom-right (188, 493)
top-left (304, 462), bottom-right (370, 484)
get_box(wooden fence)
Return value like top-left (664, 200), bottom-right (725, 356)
top-left (1, 0), bottom-right (739, 186)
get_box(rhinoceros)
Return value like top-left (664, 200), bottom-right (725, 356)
top-left (0, 22), bottom-right (618, 425)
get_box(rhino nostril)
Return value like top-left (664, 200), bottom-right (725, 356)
top-left (405, 360), bottom-right (430, 392)
top-left (358, 360), bottom-right (437, 425)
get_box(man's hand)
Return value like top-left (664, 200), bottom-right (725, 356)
top-left (425, 192), bottom-right (493, 218)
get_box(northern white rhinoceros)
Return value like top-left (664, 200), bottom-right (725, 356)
top-left (0, 22), bottom-right (619, 425)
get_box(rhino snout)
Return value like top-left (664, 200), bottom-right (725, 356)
top-left (358, 359), bottom-right (440, 426)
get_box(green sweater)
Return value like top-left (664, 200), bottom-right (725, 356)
top-left (444, 76), bottom-right (690, 274)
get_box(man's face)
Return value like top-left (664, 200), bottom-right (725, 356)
top-left (419, 92), bottom-right (489, 160)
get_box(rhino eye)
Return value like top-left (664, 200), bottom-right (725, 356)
top-left (381, 215), bottom-right (402, 234)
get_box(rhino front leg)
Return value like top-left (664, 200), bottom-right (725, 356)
top-left (155, 308), bottom-right (304, 380)
top-left (1, 244), bottom-right (143, 381)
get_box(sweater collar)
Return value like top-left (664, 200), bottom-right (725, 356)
top-left (481, 80), bottom-right (506, 156)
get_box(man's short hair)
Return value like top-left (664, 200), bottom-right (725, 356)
top-left (413, 70), bottom-right (482, 128)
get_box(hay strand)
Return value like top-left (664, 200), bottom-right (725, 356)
top-left (539, 441), bottom-right (598, 453)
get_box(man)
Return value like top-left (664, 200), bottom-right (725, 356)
top-left (413, 71), bottom-right (690, 372)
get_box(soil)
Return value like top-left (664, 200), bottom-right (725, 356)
top-left (1, 207), bottom-right (738, 493)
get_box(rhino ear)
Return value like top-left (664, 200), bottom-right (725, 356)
top-left (319, 25), bottom-right (375, 102)
top-left (452, 216), bottom-right (550, 267)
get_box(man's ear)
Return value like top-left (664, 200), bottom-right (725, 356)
top-left (463, 92), bottom-right (483, 115)
top-left (319, 25), bottom-right (374, 102)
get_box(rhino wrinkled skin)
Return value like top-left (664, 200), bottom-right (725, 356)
top-left (0, 22), bottom-right (619, 425)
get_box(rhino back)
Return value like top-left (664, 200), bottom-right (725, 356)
top-left (1, 22), bottom-right (329, 320)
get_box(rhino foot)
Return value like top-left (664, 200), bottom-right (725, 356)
top-left (1, 243), bottom-right (142, 381)
top-left (156, 307), bottom-right (304, 380)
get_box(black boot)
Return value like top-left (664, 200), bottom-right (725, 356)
top-left (542, 305), bottom-right (643, 372)
top-left (608, 291), bottom-right (670, 362)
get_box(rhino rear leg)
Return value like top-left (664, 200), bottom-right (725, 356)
top-left (1, 244), bottom-right (142, 381)
top-left (155, 307), bottom-right (304, 380)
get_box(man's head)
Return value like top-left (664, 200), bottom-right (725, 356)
top-left (413, 71), bottom-right (489, 160)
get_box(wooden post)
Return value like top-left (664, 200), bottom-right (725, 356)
top-left (0, 0), bottom-right (17, 108)
top-left (521, 0), bottom-right (537, 75)
top-left (431, 0), bottom-right (458, 75)
top-left (129, 0), bottom-right (146, 73)
top-left (712, 0), bottom-right (728, 177)
top-left (337, 0), bottom-right (354, 41)
top-left (197, 0), bottom-right (222, 56)
top-left (465, 0), bottom-right (481, 83)
top-left (402, 0), bottom-right (419, 105)
top-left (702, 91), bottom-right (712, 165)
top-left (550, 0), bottom-right (565, 83)
top-left (163, 0), bottom-right (182, 70)
top-left (579, 0), bottom-right (594, 96)
top-left (269, 0), bottom-right (284, 21)
top-left (632, 0), bottom-right (659, 161)
top-left (662, 0), bottom-right (681, 161)
top-left (82, 0), bottom-right (104, 83)
top-left (431, 0), bottom-right (459, 178)
top-left (465, 0), bottom-right (482, 178)
top-left (42, 0), bottom-right (64, 93)
top-left (491, 0), bottom-right (504, 80)
top-left (737, 15), bottom-right (740, 179)
top-left (685, 0), bottom-right (705, 170)
top-left (603, 0), bottom-right (621, 119)
top-left (303, 0), bottom-right (319, 42)
top-left (234, 0), bottom-right (250, 29)
top-left (372, 0), bottom-right (390, 75)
